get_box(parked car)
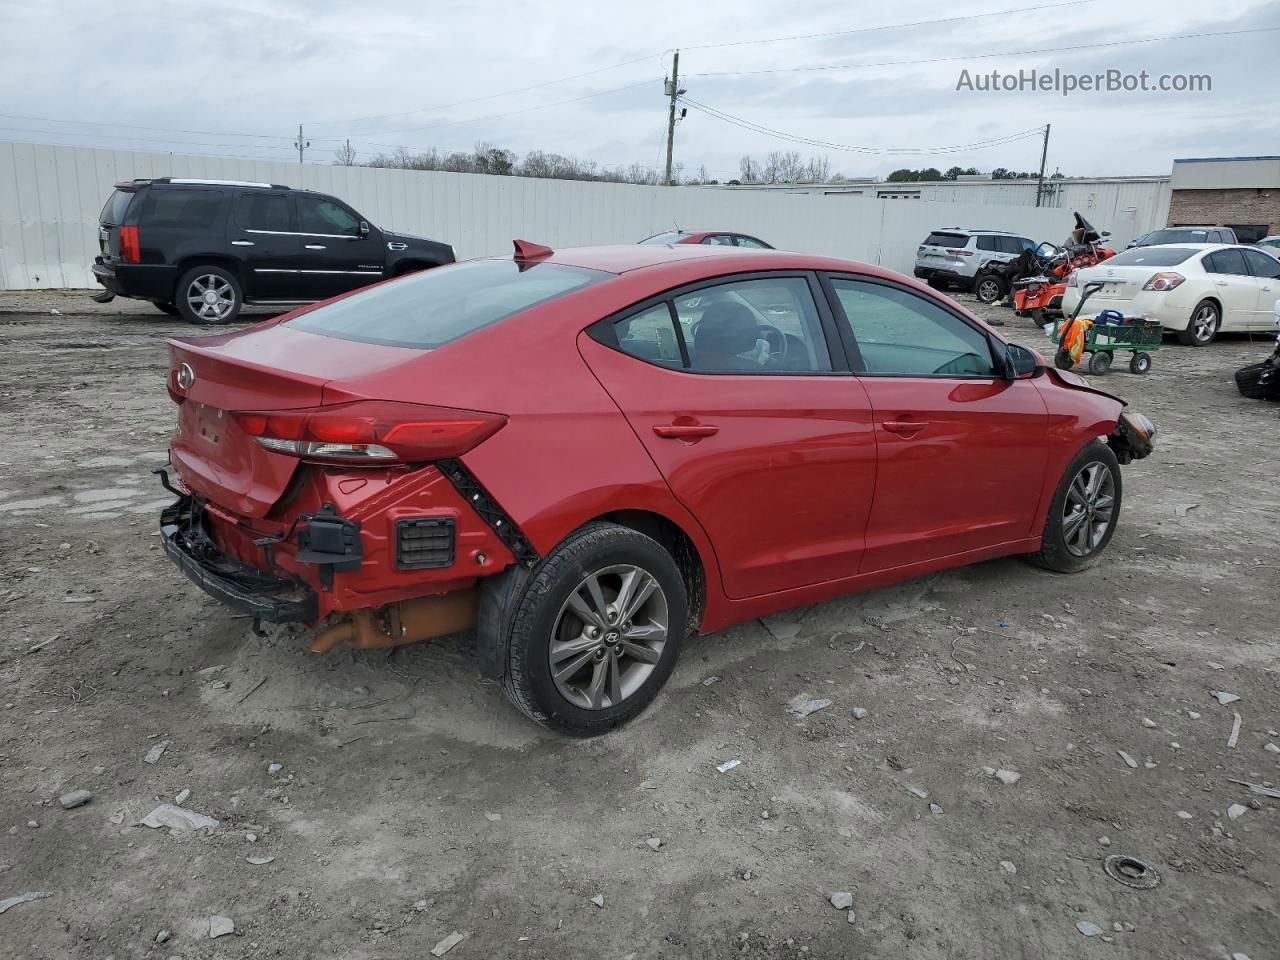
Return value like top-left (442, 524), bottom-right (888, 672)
top-left (1258, 235), bottom-right (1280, 258)
top-left (638, 230), bottom-right (773, 249)
top-left (913, 228), bottom-right (1036, 291)
top-left (1125, 226), bottom-right (1238, 249)
top-left (158, 241), bottom-right (1156, 735)
top-left (1062, 243), bottom-right (1280, 345)
top-left (93, 178), bottom-right (454, 324)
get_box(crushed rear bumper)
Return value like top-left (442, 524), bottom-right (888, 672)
top-left (159, 492), bottom-right (318, 624)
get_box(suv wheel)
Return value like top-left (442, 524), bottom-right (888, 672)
top-left (176, 266), bottom-right (242, 325)
top-left (975, 273), bottom-right (1006, 304)
top-left (502, 522), bottom-right (687, 736)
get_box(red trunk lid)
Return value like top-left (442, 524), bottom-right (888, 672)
top-left (167, 324), bottom-right (429, 518)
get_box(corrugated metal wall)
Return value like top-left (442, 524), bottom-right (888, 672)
top-left (0, 141), bottom-right (1078, 290)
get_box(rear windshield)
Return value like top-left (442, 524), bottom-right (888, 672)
top-left (99, 189), bottom-right (135, 225)
top-left (1105, 247), bottom-right (1197, 267)
top-left (286, 259), bottom-right (610, 348)
top-left (1141, 229), bottom-right (1208, 245)
top-left (923, 231), bottom-right (968, 247)
top-left (639, 232), bottom-right (684, 245)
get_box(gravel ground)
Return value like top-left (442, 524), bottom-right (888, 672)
top-left (1, 288), bottom-right (1277, 960)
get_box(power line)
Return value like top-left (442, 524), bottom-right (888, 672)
top-left (0, 112), bottom-right (309, 142)
top-left (687, 26), bottom-right (1280, 77)
top-left (681, 0), bottom-right (1097, 50)
top-left (680, 97), bottom-right (1045, 155)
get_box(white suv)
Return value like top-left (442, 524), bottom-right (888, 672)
top-left (914, 229), bottom-right (1036, 291)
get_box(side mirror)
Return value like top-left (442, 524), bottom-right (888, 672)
top-left (359, 221), bottom-right (370, 237)
top-left (1001, 342), bottom-right (1041, 379)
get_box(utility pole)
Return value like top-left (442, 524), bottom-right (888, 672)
top-left (663, 50), bottom-right (684, 187)
top-left (294, 124), bottom-right (310, 164)
top-left (1034, 123), bottom-right (1050, 207)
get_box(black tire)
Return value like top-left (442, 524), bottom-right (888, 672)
top-left (153, 301), bottom-right (180, 316)
top-left (175, 265), bottom-right (242, 325)
top-left (502, 522), bottom-right (687, 736)
top-left (1030, 441), bottom-right (1122, 573)
top-left (1178, 299), bottom-right (1220, 346)
top-left (1087, 350), bottom-right (1113, 375)
top-left (1129, 352), bottom-right (1152, 375)
top-left (1054, 348), bottom-right (1074, 370)
top-left (974, 273), bottom-right (1007, 304)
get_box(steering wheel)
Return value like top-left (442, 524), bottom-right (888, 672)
top-left (757, 322), bottom-right (788, 362)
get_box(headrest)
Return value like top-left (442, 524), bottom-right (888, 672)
top-left (695, 302), bottom-right (758, 356)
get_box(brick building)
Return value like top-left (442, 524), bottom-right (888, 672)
top-left (1168, 156), bottom-right (1280, 242)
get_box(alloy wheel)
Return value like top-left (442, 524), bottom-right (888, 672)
top-left (549, 564), bottom-right (668, 710)
top-left (976, 277), bottom-right (1001, 302)
top-left (1062, 461), bottom-right (1116, 557)
top-left (186, 274), bottom-right (236, 323)
top-left (1191, 304), bottom-right (1219, 343)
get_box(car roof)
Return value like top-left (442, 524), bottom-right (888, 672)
top-left (485, 243), bottom-right (886, 278)
top-left (930, 228), bottom-right (1023, 236)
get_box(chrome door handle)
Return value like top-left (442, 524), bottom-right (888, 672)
top-left (1215, 280), bottom-right (1228, 286)
top-left (231, 240), bottom-right (254, 246)
top-left (305, 244), bottom-right (326, 250)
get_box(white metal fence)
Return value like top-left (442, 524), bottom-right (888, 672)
top-left (1, 141), bottom-right (1081, 291)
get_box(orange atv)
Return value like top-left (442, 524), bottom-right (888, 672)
top-left (1012, 212), bottom-right (1115, 324)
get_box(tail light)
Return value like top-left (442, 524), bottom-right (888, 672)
top-left (119, 225), bottom-right (140, 263)
top-left (232, 401), bottom-right (506, 463)
top-left (947, 248), bottom-right (974, 257)
top-left (1143, 272), bottom-right (1184, 292)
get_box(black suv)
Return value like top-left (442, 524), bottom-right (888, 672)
top-left (93, 178), bottom-right (454, 324)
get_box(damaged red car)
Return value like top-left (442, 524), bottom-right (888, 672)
top-left (159, 241), bottom-right (1155, 735)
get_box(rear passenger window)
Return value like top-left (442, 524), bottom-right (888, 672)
top-left (676, 277), bottom-right (832, 373)
top-left (614, 304), bottom-right (683, 366)
top-left (1204, 249), bottom-right (1250, 276)
top-left (831, 279), bottom-right (996, 377)
top-left (236, 193), bottom-right (292, 232)
top-left (140, 189), bottom-right (222, 228)
top-left (975, 236), bottom-right (999, 252)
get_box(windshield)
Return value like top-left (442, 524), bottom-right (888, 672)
top-left (639, 232), bottom-right (684, 245)
top-left (1140, 229), bottom-right (1208, 246)
top-left (99, 189), bottom-right (135, 225)
top-left (1104, 247), bottom-right (1198, 267)
top-left (286, 259), bottom-right (609, 348)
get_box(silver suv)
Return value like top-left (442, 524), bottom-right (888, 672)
top-left (914, 228), bottom-right (1036, 291)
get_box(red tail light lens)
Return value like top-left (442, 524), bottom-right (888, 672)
top-left (119, 225), bottom-right (141, 263)
top-left (1142, 272), bottom-right (1184, 292)
top-left (232, 401), bottom-right (506, 463)
top-left (947, 248), bottom-right (974, 257)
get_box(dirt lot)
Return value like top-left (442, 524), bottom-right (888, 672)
top-left (1, 288), bottom-right (1277, 960)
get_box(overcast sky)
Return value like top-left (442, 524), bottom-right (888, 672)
top-left (1, 0), bottom-right (1277, 180)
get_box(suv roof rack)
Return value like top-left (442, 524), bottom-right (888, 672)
top-left (150, 177), bottom-right (283, 189)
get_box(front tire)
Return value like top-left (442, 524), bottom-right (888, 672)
top-left (502, 522), bottom-right (687, 736)
top-left (975, 273), bottom-right (1006, 304)
top-left (1178, 300), bottom-right (1220, 346)
top-left (176, 266), bottom-right (242, 325)
top-left (1031, 441), bottom-right (1122, 573)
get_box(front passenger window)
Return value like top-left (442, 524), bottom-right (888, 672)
top-left (298, 197), bottom-right (361, 236)
top-left (831, 279), bottom-right (996, 377)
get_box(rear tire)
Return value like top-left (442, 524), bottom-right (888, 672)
top-left (175, 266), bottom-right (242, 325)
top-left (1178, 300), bottom-right (1219, 346)
top-left (1030, 441), bottom-right (1122, 573)
top-left (1129, 352), bottom-right (1152, 375)
top-left (502, 522), bottom-right (687, 736)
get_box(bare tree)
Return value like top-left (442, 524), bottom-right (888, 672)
top-left (739, 155), bottom-right (758, 182)
top-left (333, 140), bottom-right (358, 166)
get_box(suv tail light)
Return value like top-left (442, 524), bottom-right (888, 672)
top-left (1143, 272), bottom-right (1185, 292)
top-left (119, 225), bottom-right (141, 263)
top-left (232, 401), bottom-right (506, 463)
top-left (946, 248), bottom-right (974, 257)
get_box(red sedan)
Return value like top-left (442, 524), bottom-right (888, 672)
top-left (639, 230), bottom-right (773, 249)
top-left (159, 241), bottom-right (1155, 735)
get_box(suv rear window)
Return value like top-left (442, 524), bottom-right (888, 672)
top-left (286, 259), bottom-right (609, 348)
top-left (1105, 247), bottom-right (1197, 267)
top-left (99, 189), bottom-right (135, 225)
top-left (139, 189), bottom-right (223, 228)
top-left (923, 232), bottom-right (968, 247)
top-left (1142, 228), bottom-right (1209, 245)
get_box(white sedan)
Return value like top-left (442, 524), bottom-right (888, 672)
top-left (1061, 243), bottom-right (1280, 345)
